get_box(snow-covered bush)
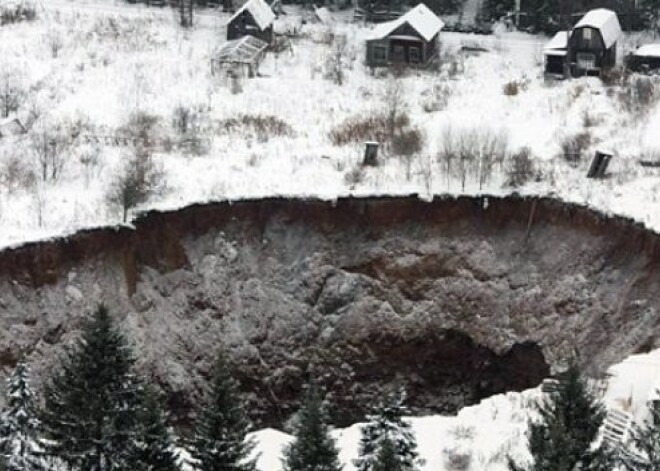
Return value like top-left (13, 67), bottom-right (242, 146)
top-left (0, 67), bottom-right (26, 119)
top-left (344, 165), bottom-right (364, 187)
top-left (559, 131), bottom-right (591, 165)
top-left (324, 34), bottom-right (349, 86)
top-left (0, 154), bottom-right (35, 195)
top-left (421, 82), bottom-right (452, 113)
top-left (617, 75), bottom-right (658, 118)
top-left (0, 0), bottom-right (36, 26)
top-left (443, 446), bottom-right (472, 471)
top-left (218, 114), bottom-right (293, 142)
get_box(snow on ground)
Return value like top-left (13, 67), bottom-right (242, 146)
top-left (0, 2), bottom-right (660, 249)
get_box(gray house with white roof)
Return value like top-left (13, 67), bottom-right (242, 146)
top-left (568, 9), bottom-right (622, 76)
top-left (365, 4), bottom-right (443, 68)
top-left (227, 0), bottom-right (275, 45)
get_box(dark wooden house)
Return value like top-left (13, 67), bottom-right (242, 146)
top-left (226, 0), bottom-right (275, 45)
top-left (629, 44), bottom-right (660, 73)
top-left (366, 4), bottom-right (443, 68)
top-left (543, 31), bottom-right (568, 76)
top-left (567, 9), bottom-right (622, 77)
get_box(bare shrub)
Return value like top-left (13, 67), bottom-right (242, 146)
top-left (329, 113), bottom-right (409, 146)
top-left (437, 125), bottom-right (509, 191)
top-left (78, 144), bottom-right (101, 189)
top-left (0, 67), bottom-right (26, 118)
top-left (503, 80), bottom-right (521, 96)
top-left (443, 447), bottom-right (472, 471)
top-left (581, 110), bottom-right (601, 128)
top-left (0, 0), bottom-right (37, 26)
top-left (218, 114), bottom-right (294, 141)
top-left (618, 75), bottom-right (657, 117)
top-left (30, 122), bottom-right (71, 182)
top-left (324, 34), bottom-right (348, 86)
top-left (559, 131), bottom-right (591, 165)
top-left (385, 77), bottom-right (406, 135)
top-left (0, 154), bottom-right (35, 194)
top-left (344, 165), bottom-right (364, 187)
top-left (422, 82), bottom-right (451, 113)
top-left (505, 146), bottom-right (536, 188)
top-left (391, 128), bottom-right (424, 157)
top-left (106, 149), bottom-right (166, 222)
top-left (46, 28), bottom-right (64, 59)
top-left (118, 111), bottom-right (161, 148)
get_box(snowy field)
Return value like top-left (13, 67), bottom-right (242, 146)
top-left (0, 1), bottom-right (659, 248)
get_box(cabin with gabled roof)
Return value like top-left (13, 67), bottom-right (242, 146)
top-left (568, 9), bottom-right (622, 77)
top-left (227, 0), bottom-right (276, 45)
top-left (365, 4), bottom-right (444, 68)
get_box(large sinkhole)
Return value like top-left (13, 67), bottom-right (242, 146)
top-left (0, 195), bottom-right (659, 428)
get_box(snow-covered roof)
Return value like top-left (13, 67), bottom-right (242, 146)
top-left (228, 0), bottom-right (275, 30)
top-left (214, 35), bottom-right (268, 64)
top-left (369, 4), bottom-right (444, 42)
top-left (543, 30), bottom-right (568, 55)
top-left (634, 44), bottom-right (660, 58)
top-left (573, 9), bottom-right (622, 49)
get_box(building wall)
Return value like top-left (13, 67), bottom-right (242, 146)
top-left (365, 24), bottom-right (438, 68)
top-left (568, 26), bottom-right (616, 75)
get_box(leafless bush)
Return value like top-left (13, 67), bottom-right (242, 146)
top-left (505, 146), bottom-right (536, 188)
top-left (0, 154), bottom-right (35, 194)
top-left (344, 165), bottom-right (364, 187)
top-left (324, 34), bottom-right (348, 86)
top-left (385, 77), bottom-right (406, 135)
top-left (46, 28), bottom-right (64, 59)
top-left (172, 0), bottom-right (194, 28)
top-left (559, 131), bottom-right (591, 165)
top-left (392, 128), bottom-right (425, 180)
top-left (437, 125), bottom-right (509, 191)
top-left (106, 149), bottom-right (166, 222)
top-left (118, 111), bottom-right (162, 148)
top-left (503, 80), bottom-right (522, 96)
top-left (30, 123), bottom-right (71, 182)
top-left (422, 82), bottom-right (452, 113)
top-left (618, 75), bottom-right (657, 117)
top-left (0, 67), bottom-right (26, 118)
top-left (0, 0), bottom-right (37, 26)
top-left (218, 114), bottom-right (294, 142)
top-left (443, 447), bottom-right (472, 471)
top-left (581, 109), bottom-right (601, 128)
top-left (78, 144), bottom-right (101, 189)
top-left (329, 113), bottom-right (409, 146)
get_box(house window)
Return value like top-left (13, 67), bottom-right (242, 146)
top-left (583, 28), bottom-right (592, 40)
top-left (577, 52), bottom-right (596, 70)
top-left (373, 45), bottom-right (387, 63)
top-left (409, 46), bottom-right (421, 64)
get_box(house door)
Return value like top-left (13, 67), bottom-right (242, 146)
top-left (392, 45), bottom-right (405, 62)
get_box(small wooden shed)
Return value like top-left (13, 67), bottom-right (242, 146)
top-left (629, 44), bottom-right (660, 73)
top-left (226, 0), bottom-right (276, 45)
top-left (543, 30), bottom-right (568, 76)
top-left (568, 9), bottom-right (622, 77)
top-left (366, 4), bottom-right (444, 68)
top-left (212, 35), bottom-right (269, 78)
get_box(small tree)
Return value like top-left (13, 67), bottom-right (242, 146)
top-left (373, 438), bottom-right (403, 471)
top-left (41, 304), bottom-right (145, 471)
top-left (282, 388), bottom-right (342, 471)
top-left (354, 389), bottom-right (421, 471)
top-left (509, 363), bottom-right (613, 471)
top-left (621, 397), bottom-right (660, 470)
top-left (30, 123), bottom-right (69, 182)
top-left (384, 78), bottom-right (406, 136)
top-left (0, 68), bottom-right (25, 119)
top-left (190, 353), bottom-right (256, 471)
top-left (106, 149), bottom-right (165, 222)
top-left (0, 361), bottom-right (46, 471)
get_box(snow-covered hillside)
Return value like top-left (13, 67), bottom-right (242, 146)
top-left (0, 0), bottom-right (659, 248)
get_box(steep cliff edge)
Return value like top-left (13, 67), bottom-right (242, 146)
top-left (0, 195), bottom-right (658, 427)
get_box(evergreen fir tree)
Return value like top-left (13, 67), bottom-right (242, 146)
top-left (621, 396), bottom-right (660, 470)
top-left (41, 304), bottom-right (144, 471)
top-left (372, 438), bottom-right (402, 471)
top-left (354, 389), bottom-right (420, 471)
top-left (0, 361), bottom-right (46, 471)
top-left (509, 363), bottom-right (614, 471)
top-left (190, 352), bottom-right (256, 471)
top-left (131, 387), bottom-right (179, 471)
top-left (282, 387), bottom-right (342, 471)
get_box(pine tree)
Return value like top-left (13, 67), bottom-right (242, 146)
top-left (621, 396), bottom-right (660, 470)
top-left (190, 353), bottom-right (256, 471)
top-left (41, 304), bottom-right (144, 470)
top-left (372, 438), bottom-right (402, 471)
top-left (0, 361), bottom-right (46, 471)
top-left (282, 388), bottom-right (342, 471)
top-left (354, 389), bottom-right (420, 471)
top-left (509, 363), bottom-right (613, 471)
top-left (131, 387), bottom-right (179, 471)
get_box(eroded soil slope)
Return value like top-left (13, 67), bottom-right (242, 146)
top-left (0, 196), bottom-right (658, 426)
